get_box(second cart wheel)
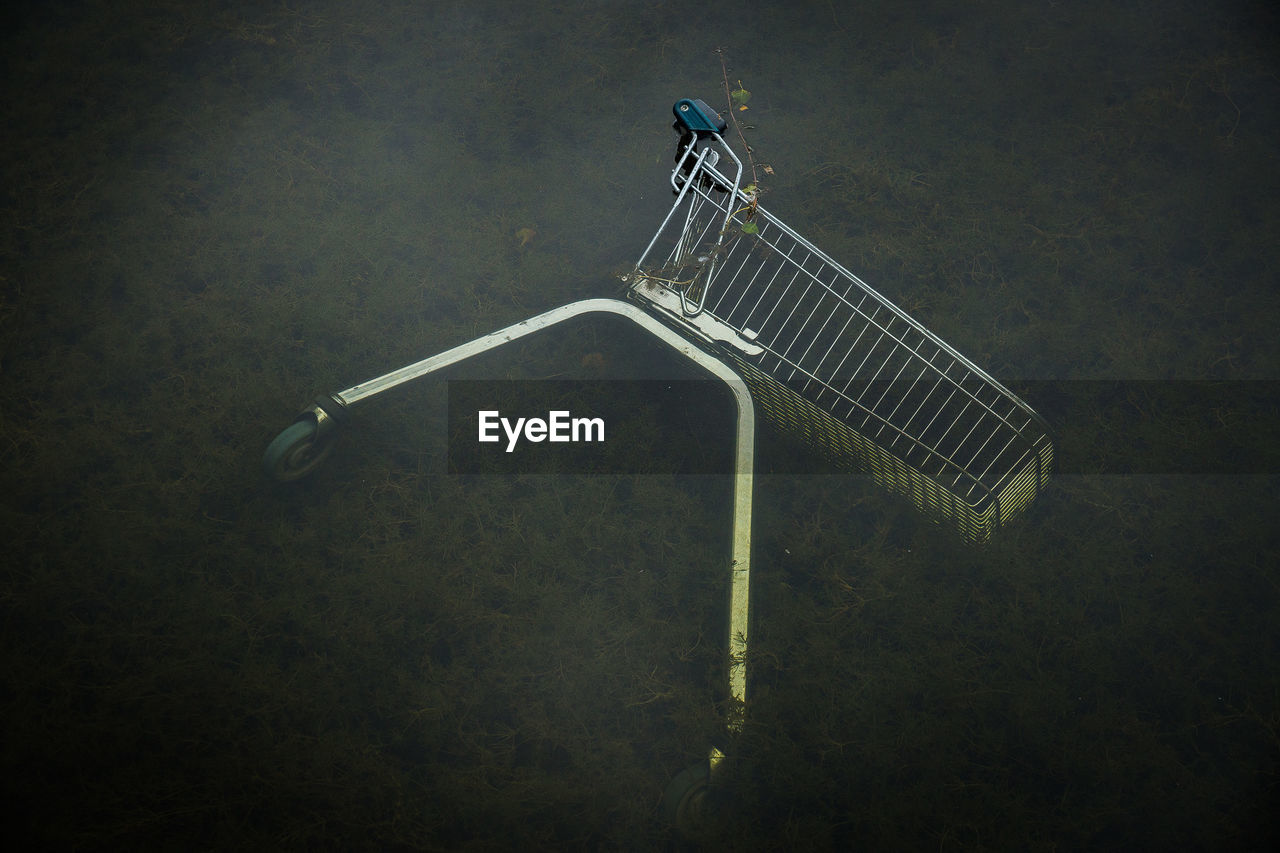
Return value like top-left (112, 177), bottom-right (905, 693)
top-left (263, 419), bottom-right (334, 482)
top-left (661, 760), bottom-right (713, 835)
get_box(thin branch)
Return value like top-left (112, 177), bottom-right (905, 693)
top-left (715, 48), bottom-right (760, 187)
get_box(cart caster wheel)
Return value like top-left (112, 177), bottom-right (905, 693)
top-left (263, 419), bottom-right (334, 482)
top-left (662, 760), bottom-right (715, 836)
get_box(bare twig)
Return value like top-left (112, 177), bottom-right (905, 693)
top-left (715, 48), bottom-right (760, 187)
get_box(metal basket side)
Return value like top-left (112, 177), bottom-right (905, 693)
top-left (633, 133), bottom-right (1054, 540)
top-left (988, 431), bottom-right (1054, 531)
top-left (725, 352), bottom-right (1054, 542)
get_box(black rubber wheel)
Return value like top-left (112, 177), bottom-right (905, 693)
top-left (661, 760), bottom-right (712, 835)
top-left (263, 419), bottom-right (333, 482)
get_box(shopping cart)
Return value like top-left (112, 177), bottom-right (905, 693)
top-left (264, 97), bottom-right (1053, 831)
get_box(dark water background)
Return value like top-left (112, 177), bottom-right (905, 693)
top-left (2, 0), bottom-right (1277, 848)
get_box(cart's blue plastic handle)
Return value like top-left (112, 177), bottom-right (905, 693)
top-left (673, 98), bottom-right (727, 137)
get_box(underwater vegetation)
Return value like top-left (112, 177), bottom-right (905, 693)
top-left (1, 0), bottom-right (1277, 848)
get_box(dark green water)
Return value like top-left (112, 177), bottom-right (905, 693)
top-left (2, 0), bottom-right (1277, 848)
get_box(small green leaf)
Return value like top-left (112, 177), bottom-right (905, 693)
top-left (730, 84), bottom-right (751, 106)
top-left (741, 221), bottom-right (759, 235)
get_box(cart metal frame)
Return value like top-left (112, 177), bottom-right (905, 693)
top-left (264, 97), bottom-right (1053, 831)
top-left (631, 99), bottom-right (1052, 544)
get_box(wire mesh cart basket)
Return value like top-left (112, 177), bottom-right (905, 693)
top-left (264, 97), bottom-right (1053, 833)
